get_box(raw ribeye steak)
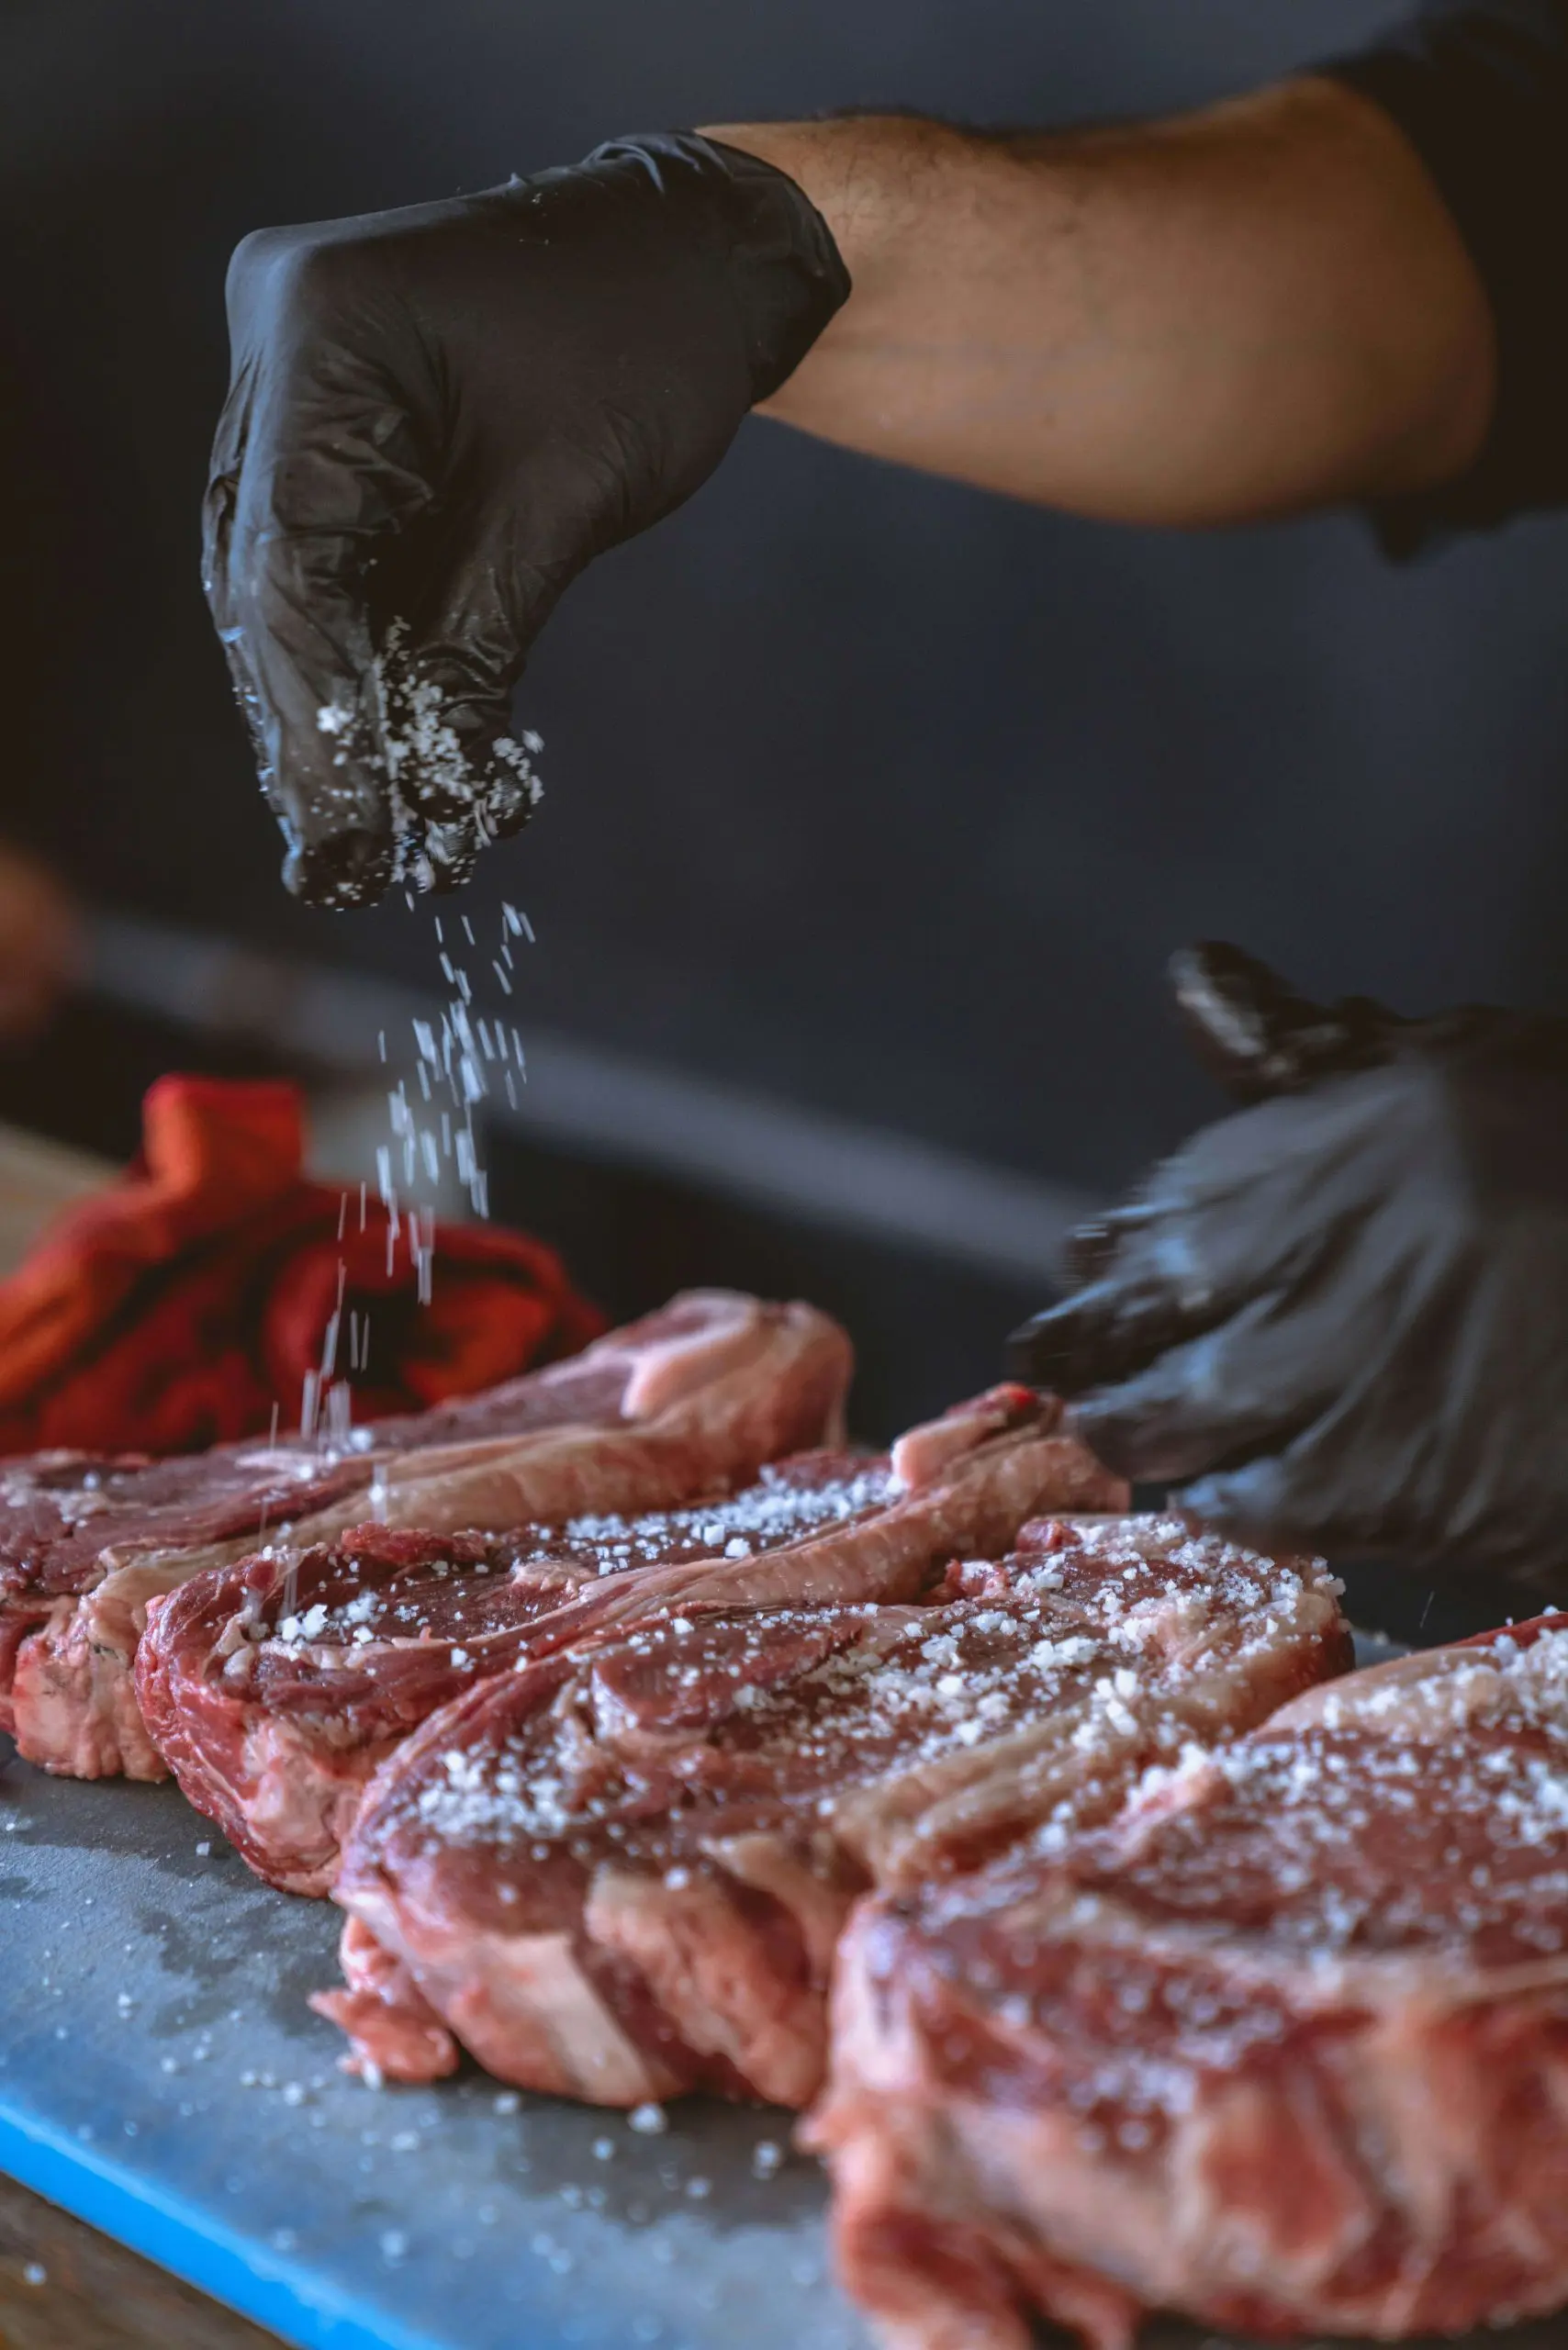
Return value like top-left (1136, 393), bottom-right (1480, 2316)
top-left (812, 1612), bottom-right (1568, 2350)
top-left (5, 1291), bottom-right (848, 1780)
top-left (319, 1514), bottom-right (1344, 2108)
top-left (140, 1387), bottom-right (1117, 1895)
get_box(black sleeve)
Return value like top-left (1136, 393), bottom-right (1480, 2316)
top-left (1319, 0), bottom-right (1568, 551)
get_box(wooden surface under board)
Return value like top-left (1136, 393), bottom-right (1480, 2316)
top-left (0, 2171), bottom-right (278, 2350)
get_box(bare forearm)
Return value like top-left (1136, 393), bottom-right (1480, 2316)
top-left (705, 83), bottom-right (1495, 526)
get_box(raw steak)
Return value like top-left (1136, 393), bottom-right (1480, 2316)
top-left (140, 1387), bottom-right (1116, 1895)
top-left (319, 1512), bottom-right (1343, 2107)
top-left (4, 1292), bottom-right (848, 1780)
top-left (812, 1612), bottom-right (1568, 2350)
top-left (138, 1452), bottom-right (907, 1896)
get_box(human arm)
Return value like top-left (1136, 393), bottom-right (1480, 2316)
top-left (706, 82), bottom-right (1495, 526)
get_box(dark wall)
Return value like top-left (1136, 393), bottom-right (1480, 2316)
top-left (5, 0), bottom-right (1568, 1205)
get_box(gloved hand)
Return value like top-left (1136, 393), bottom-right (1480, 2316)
top-left (204, 135), bottom-right (849, 907)
top-left (1011, 944), bottom-right (1568, 1590)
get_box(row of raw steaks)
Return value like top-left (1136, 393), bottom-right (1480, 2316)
top-left (5, 1290), bottom-right (1568, 2347)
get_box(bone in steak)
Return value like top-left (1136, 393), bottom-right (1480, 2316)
top-left (319, 1512), bottom-right (1343, 2108)
top-left (139, 1387), bottom-right (1118, 1895)
top-left (812, 1613), bottom-right (1568, 2350)
top-left (4, 1292), bottom-right (849, 1780)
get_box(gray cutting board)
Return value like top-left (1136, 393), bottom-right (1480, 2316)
top-left (0, 1741), bottom-right (866, 2350)
top-left (0, 1680), bottom-right (1557, 2350)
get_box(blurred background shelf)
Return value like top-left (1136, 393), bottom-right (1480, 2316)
top-left (0, 1124), bottom-right (111, 1278)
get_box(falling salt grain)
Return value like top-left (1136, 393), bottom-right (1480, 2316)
top-left (493, 2090), bottom-right (521, 2116)
top-left (627, 2101), bottom-right (667, 2136)
top-left (380, 2230), bottom-right (409, 2263)
top-left (751, 2139), bottom-right (784, 2178)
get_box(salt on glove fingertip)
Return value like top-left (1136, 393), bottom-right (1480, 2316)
top-left (282, 827), bottom-right (395, 911)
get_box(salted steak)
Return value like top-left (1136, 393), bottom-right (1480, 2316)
top-left (6, 1291), bottom-right (849, 1780)
top-left (140, 1388), bottom-right (1116, 1895)
top-left (812, 1613), bottom-right (1568, 2350)
top-left (319, 1514), bottom-right (1343, 2108)
top-left (140, 1454), bottom-right (901, 1896)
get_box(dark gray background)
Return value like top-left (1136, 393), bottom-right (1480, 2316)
top-left (6, 0), bottom-right (1567, 1196)
top-left (2, 0), bottom-right (1567, 1502)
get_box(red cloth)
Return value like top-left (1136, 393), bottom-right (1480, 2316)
top-left (0, 1077), bottom-right (604, 1455)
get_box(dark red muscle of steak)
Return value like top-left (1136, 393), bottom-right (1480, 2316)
top-left (0, 1447), bottom-right (367, 1604)
top-left (140, 1388), bottom-right (1122, 1882)
top-left (0, 1348), bottom-right (634, 1607)
top-left (320, 1516), bottom-right (1346, 2109)
top-left (137, 1452), bottom-right (900, 1895)
top-left (7, 1291), bottom-right (852, 1780)
top-left (812, 1614), bottom-right (1568, 2350)
top-left (0, 1378), bottom-right (622, 1754)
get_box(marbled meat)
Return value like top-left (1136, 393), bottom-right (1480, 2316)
top-left (6, 1291), bottom-right (850, 1779)
top-left (811, 1613), bottom-right (1568, 2350)
top-left (140, 1450), bottom-right (928, 1896)
top-left (142, 1386), bottom-right (1115, 1894)
top-left (318, 1512), bottom-right (1343, 2108)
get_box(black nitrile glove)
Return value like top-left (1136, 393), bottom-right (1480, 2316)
top-left (1011, 944), bottom-right (1568, 1593)
top-left (203, 135), bottom-right (849, 907)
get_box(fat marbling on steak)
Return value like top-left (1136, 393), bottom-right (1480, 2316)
top-left (6, 1291), bottom-right (850, 1780)
top-left (812, 1613), bottom-right (1568, 2350)
top-left (142, 1386), bottom-right (1119, 1897)
top-left (318, 1511), bottom-right (1343, 2107)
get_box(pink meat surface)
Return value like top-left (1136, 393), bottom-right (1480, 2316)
top-left (812, 1613), bottom-right (1568, 2350)
top-left (7, 1292), bottom-right (849, 1780)
top-left (140, 1449), bottom-right (908, 1896)
top-left (319, 1508), bottom-right (1340, 2109)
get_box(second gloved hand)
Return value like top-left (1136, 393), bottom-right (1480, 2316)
top-left (204, 135), bottom-right (848, 907)
top-left (1011, 945), bottom-right (1568, 1592)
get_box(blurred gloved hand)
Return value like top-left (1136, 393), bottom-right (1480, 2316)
top-left (204, 135), bottom-right (849, 908)
top-left (1011, 943), bottom-right (1568, 1591)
